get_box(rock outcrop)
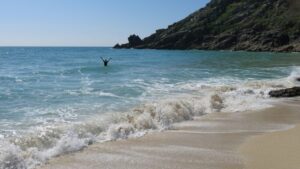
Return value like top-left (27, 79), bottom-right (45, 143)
top-left (115, 0), bottom-right (300, 52)
top-left (269, 87), bottom-right (300, 97)
top-left (114, 35), bottom-right (143, 49)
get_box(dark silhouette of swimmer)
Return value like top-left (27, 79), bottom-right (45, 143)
top-left (101, 57), bottom-right (112, 67)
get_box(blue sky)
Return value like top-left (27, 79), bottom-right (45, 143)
top-left (0, 0), bottom-right (209, 46)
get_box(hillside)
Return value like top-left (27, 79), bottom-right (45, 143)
top-left (114, 0), bottom-right (300, 52)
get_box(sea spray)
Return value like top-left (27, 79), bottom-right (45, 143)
top-left (287, 66), bottom-right (300, 86)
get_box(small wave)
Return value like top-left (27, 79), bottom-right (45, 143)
top-left (64, 76), bottom-right (120, 98)
top-left (22, 106), bottom-right (78, 123)
top-left (287, 66), bottom-right (300, 86)
top-left (65, 89), bottom-right (120, 98)
top-left (96, 91), bottom-right (120, 97)
top-left (0, 76), bottom-right (22, 83)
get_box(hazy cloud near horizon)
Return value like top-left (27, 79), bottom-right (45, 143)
top-left (0, 0), bottom-right (209, 46)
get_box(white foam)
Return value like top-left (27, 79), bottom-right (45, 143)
top-left (65, 88), bottom-right (120, 98)
top-left (42, 132), bottom-right (90, 157)
top-left (106, 123), bottom-right (135, 140)
top-left (287, 66), bottom-right (300, 86)
top-left (0, 142), bottom-right (26, 169)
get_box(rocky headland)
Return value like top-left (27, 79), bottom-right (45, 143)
top-left (115, 0), bottom-right (300, 52)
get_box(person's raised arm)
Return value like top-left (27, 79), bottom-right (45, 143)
top-left (100, 57), bottom-right (105, 62)
top-left (108, 58), bottom-right (112, 62)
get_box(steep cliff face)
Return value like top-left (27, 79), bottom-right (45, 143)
top-left (115, 0), bottom-right (300, 52)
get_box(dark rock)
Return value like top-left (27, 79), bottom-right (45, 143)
top-left (114, 35), bottom-right (143, 49)
top-left (273, 34), bottom-right (290, 47)
top-left (128, 34), bottom-right (143, 46)
top-left (276, 45), bottom-right (295, 52)
top-left (215, 34), bottom-right (237, 49)
top-left (113, 43), bottom-right (121, 48)
top-left (269, 87), bottom-right (300, 97)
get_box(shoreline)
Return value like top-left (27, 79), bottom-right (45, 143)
top-left (41, 99), bottom-right (300, 169)
top-left (113, 47), bottom-right (300, 53)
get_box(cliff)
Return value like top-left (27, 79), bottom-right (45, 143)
top-left (114, 0), bottom-right (300, 52)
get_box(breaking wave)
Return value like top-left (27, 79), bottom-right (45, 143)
top-left (1, 68), bottom-right (300, 169)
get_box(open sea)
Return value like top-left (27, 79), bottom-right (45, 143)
top-left (0, 47), bottom-right (299, 168)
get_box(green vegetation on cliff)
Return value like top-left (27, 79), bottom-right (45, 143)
top-left (115, 0), bottom-right (300, 52)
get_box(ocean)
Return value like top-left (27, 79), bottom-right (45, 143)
top-left (0, 47), bottom-right (299, 168)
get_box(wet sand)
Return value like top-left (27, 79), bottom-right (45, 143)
top-left (41, 99), bottom-right (300, 169)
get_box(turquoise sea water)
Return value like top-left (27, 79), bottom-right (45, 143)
top-left (0, 47), bottom-right (299, 168)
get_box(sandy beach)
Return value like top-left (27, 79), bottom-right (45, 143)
top-left (240, 123), bottom-right (300, 169)
top-left (40, 99), bottom-right (300, 169)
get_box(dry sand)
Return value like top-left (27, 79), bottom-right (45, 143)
top-left (240, 124), bottom-right (300, 169)
top-left (41, 99), bottom-right (300, 169)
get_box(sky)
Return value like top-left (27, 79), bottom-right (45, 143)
top-left (0, 0), bottom-right (209, 46)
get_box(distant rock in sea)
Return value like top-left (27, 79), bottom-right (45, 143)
top-left (114, 0), bottom-right (300, 52)
top-left (114, 35), bottom-right (143, 49)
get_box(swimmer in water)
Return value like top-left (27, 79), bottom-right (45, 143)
top-left (101, 57), bottom-right (112, 67)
